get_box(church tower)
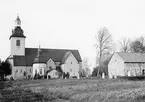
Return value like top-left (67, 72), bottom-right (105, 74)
top-left (9, 15), bottom-right (26, 56)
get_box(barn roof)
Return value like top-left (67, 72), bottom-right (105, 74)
top-left (117, 52), bottom-right (145, 63)
top-left (12, 48), bottom-right (82, 66)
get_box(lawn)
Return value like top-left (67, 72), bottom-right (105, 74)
top-left (1, 78), bottom-right (145, 102)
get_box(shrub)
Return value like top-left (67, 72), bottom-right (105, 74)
top-left (0, 81), bottom-right (5, 89)
top-left (118, 76), bottom-right (145, 81)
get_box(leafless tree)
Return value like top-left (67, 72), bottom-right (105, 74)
top-left (95, 27), bottom-right (114, 77)
top-left (119, 37), bottom-right (130, 52)
top-left (95, 27), bottom-right (113, 65)
top-left (139, 36), bottom-right (145, 46)
top-left (82, 58), bottom-right (91, 77)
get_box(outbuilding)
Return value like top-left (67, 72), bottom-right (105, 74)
top-left (108, 52), bottom-right (145, 78)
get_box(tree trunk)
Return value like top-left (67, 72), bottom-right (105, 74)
top-left (97, 68), bottom-right (100, 77)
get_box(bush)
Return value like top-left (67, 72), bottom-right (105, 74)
top-left (118, 76), bottom-right (145, 81)
top-left (10, 77), bottom-right (14, 81)
top-left (44, 74), bottom-right (47, 79)
top-left (0, 82), bottom-right (5, 89)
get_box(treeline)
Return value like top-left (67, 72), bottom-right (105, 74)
top-left (92, 27), bottom-right (145, 77)
top-left (120, 36), bottom-right (145, 53)
top-left (0, 60), bottom-right (11, 81)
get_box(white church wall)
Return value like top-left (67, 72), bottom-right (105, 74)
top-left (47, 70), bottom-right (59, 78)
top-left (26, 66), bottom-right (33, 78)
top-left (32, 63), bottom-right (46, 77)
top-left (10, 37), bottom-right (25, 56)
top-left (46, 58), bottom-right (56, 70)
top-left (79, 62), bottom-right (82, 69)
top-left (13, 66), bottom-right (27, 79)
top-left (61, 53), bottom-right (79, 78)
top-left (61, 64), bottom-right (79, 77)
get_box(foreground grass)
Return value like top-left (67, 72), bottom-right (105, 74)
top-left (1, 78), bottom-right (145, 102)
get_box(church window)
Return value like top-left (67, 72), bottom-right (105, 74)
top-left (40, 69), bottom-right (42, 74)
top-left (16, 40), bottom-right (20, 46)
top-left (23, 71), bottom-right (26, 76)
top-left (49, 66), bottom-right (52, 70)
top-left (71, 62), bottom-right (72, 64)
top-left (35, 69), bottom-right (37, 74)
top-left (142, 69), bottom-right (145, 75)
top-left (16, 70), bottom-right (18, 73)
top-left (55, 71), bottom-right (58, 75)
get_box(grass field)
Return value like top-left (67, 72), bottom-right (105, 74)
top-left (1, 78), bottom-right (145, 102)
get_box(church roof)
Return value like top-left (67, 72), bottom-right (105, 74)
top-left (61, 51), bottom-right (71, 64)
top-left (33, 56), bottom-right (46, 63)
top-left (9, 26), bottom-right (26, 39)
top-left (12, 48), bottom-right (82, 66)
top-left (116, 52), bottom-right (145, 63)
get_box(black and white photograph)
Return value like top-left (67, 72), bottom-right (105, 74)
top-left (0, 0), bottom-right (145, 102)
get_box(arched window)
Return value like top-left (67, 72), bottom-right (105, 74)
top-left (40, 69), bottom-right (42, 74)
top-left (30, 69), bottom-right (31, 73)
top-left (142, 69), bottom-right (145, 75)
top-left (35, 69), bottom-right (37, 74)
top-left (16, 40), bottom-right (20, 46)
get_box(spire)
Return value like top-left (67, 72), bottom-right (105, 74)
top-left (37, 44), bottom-right (41, 57)
top-left (10, 14), bottom-right (26, 39)
top-left (15, 13), bottom-right (21, 26)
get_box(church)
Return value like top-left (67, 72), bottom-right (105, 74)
top-left (7, 16), bottom-right (82, 80)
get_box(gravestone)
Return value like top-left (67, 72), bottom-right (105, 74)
top-left (102, 73), bottom-right (105, 79)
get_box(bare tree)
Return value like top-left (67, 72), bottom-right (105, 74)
top-left (119, 37), bottom-right (130, 52)
top-left (83, 58), bottom-right (91, 77)
top-left (139, 36), bottom-right (145, 46)
top-left (95, 27), bottom-right (113, 65)
top-left (95, 27), bottom-right (114, 77)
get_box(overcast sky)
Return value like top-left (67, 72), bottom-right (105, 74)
top-left (0, 0), bottom-right (145, 68)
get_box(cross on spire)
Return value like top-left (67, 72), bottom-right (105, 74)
top-left (37, 43), bottom-right (41, 57)
top-left (15, 13), bottom-right (21, 26)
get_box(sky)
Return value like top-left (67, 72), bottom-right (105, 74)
top-left (0, 0), bottom-right (145, 68)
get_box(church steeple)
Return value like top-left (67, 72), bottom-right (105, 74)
top-left (10, 15), bottom-right (26, 39)
top-left (33, 44), bottom-right (44, 63)
top-left (15, 14), bottom-right (21, 27)
top-left (9, 14), bottom-right (26, 56)
top-left (37, 45), bottom-right (41, 57)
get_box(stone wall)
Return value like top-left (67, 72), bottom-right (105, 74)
top-left (12, 66), bottom-right (33, 80)
top-left (124, 63), bottom-right (145, 76)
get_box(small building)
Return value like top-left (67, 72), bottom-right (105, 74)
top-left (108, 52), bottom-right (145, 78)
top-left (47, 69), bottom-right (59, 79)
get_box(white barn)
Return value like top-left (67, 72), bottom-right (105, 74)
top-left (7, 16), bottom-right (82, 80)
top-left (108, 52), bottom-right (145, 78)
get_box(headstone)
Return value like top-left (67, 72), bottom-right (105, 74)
top-left (128, 71), bottom-right (131, 76)
top-left (77, 75), bottom-right (80, 79)
top-left (102, 73), bottom-right (105, 79)
top-left (114, 75), bottom-right (117, 78)
top-left (109, 74), bottom-right (113, 79)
